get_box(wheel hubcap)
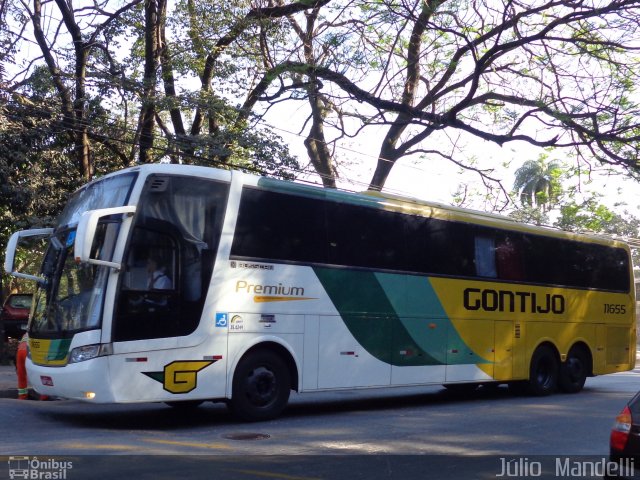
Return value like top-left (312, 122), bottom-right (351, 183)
top-left (536, 359), bottom-right (553, 388)
top-left (566, 357), bottom-right (584, 383)
top-left (245, 366), bottom-right (277, 407)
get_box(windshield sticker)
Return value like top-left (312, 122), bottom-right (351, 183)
top-left (66, 230), bottom-right (76, 247)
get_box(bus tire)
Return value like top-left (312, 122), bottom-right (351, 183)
top-left (558, 346), bottom-right (589, 394)
top-left (527, 345), bottom-right (559, 396)
top-left (230, 349), bottom-right (291, 422)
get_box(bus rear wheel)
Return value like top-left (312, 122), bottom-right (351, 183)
top-left (527, 345), bottom-right (558, 396)
top-left (230, 350), bottom-right (291, 422)
top-left (558, 346), bottom-right (589, 394)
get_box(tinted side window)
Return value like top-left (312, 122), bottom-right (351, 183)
top-left (591, 245), bottom-right (631, 292)
top-left (404, 216), bottom-right (475, 277)
top-left (521, 235), bottom-right (629, 292)
top-left (474, 235), bottom-right (497, 278)
top-left (326, 202), bottom-right (406, 271)
top-left (231, 188), bottom-right (328, 264)
top-left (495, 233), bottom-right (526, 281)
top-left (230, 187), bottom-right (630, 292)
top-left (520, 235), bottom-right (568, 286)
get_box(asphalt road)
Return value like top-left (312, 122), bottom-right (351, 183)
top-left (1, 368), bottom-right (639, 479)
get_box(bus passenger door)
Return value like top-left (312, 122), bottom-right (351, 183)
top-left (494, 320), bottom-right (513, 381)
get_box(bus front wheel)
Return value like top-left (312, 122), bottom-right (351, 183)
top-left (527, 345), bottom-right (559, 396)
top-left (558, 346), bottom-right (589, 394)
top-left (230, 350), bottom-right (291, 422)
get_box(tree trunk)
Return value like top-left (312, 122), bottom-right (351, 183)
top-left (158, 0), bottom-right (188, 159)
top-left (304, 87), bottom-right (337, 188)
top-left (302, 8), bottom-right (336, 188)
top-left (368, 2), bottom-right (438, 191)
top-left (139, 0), bottom-right (161, 163)
top-left (75, 48), bottom-right (92, 180)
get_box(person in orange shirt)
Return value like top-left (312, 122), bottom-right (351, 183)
top-left (16, 333), bottom-right (48, 400)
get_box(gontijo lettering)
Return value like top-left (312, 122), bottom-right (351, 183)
top-left (464, 288), bottom-right (565, 314)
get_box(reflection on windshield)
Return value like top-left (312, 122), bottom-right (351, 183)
top-left (57, 173), bottom-right (136, 228)
top-left (31, 223), bottom-right (119, 336)
top-left (30, 173), bottom-right (134, 338)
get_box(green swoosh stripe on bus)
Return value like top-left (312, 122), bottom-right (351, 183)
top-left (313, 267), bottom-right (489, 366)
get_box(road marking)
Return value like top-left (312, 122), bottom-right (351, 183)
top-left (227, 469), bottom-right (321, 480)
top-left (63, 443), bottom-right (146, 452)
top-left (143, 438), bottom-right (232, 450)
top-left (63, 438), bottom-right (233, 452)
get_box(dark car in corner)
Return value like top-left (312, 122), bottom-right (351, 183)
top-left (0, 293), bottom-right (32, 340)
top-left (609, 390), bottom-right (640, 478)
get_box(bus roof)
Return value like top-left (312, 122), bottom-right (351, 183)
top-left (92, 163), bottom-right (631, 251)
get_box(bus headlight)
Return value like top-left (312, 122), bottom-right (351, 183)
top-left (69, 343), bottom-right (113, 363)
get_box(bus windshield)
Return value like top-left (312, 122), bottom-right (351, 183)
top-left (56, 173), bottom-right (136, 229)
top-left (30, 173), bottom-right (136, 337)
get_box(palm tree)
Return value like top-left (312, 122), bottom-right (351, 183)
top-left (513, 156), bottom-right (563, 213)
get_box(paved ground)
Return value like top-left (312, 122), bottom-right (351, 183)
top-left (0, 362), bottom-right (18, 398)
top-left (0, 361), bottom-right (55, 400)
top-left (0, 364), bottom-right (16, 396)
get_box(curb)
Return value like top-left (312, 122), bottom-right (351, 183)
top-left (0, 388), bottom-right (17, 399)
top-left (0, 388), bottom-right (56, 400)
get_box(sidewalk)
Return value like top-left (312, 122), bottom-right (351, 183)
top-left (0, 363), bottom-right (17, 399)
top-left (0, 363), bottom-right (57, 400)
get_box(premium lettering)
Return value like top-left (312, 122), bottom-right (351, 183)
top-left (464, 288), bottom-right (565, 314)
top-left (236, 280), bottom-right (305, 297)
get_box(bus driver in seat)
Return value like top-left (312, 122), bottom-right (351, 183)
top-left (146, 256), bottom-right (171, 290)
top-left (130, 255), bottom-right (171, 310)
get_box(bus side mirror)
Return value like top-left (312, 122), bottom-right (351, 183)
top-left (74, 206), bottom-right (137, 269)
top-left (4, 228), bottom-right (54, 282)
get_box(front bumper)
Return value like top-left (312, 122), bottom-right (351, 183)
top-left (26, 356), bottom-right (116, 402)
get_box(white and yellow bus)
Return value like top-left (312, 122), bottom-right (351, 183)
top-left (4, 164), bottom-right (636, 420)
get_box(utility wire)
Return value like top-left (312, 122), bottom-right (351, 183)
top-left (3, 94), bottom-right (640, 247)
top-left (0, 89), bottom-right (459, 198)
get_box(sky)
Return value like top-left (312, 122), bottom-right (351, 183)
top-left (8, 0), bottom-right (640, 224)
top-left (264, 101), bottom-right (640, 221)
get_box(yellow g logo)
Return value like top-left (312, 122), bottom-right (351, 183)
top-left (144, 360), bottom-right (214, 394)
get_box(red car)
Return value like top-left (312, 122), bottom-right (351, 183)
top-left (0, 293), bottom-right (32, 340)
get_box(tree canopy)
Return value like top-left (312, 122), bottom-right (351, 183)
top-left (243, 0), bottom-right (640, 191)
top-left (513, 156), bottom-right (563, 212)
top-left (2, 0), bottom-right (640, 257)
top-left (3, 1), bottom-right (640, 190)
